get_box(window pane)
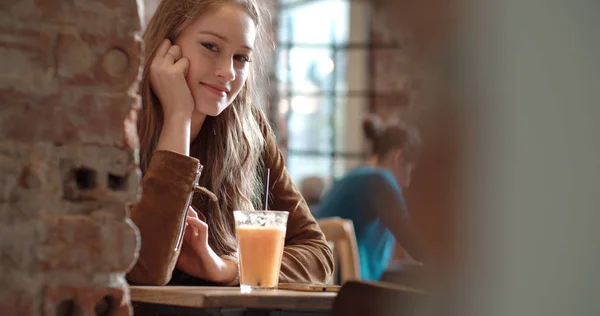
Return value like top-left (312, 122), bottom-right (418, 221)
top-left (277, 47), bottom-right (335, 94)
top-left (278, 0), bottom-right (350, 45)
top-left (287, 155), bottom-right (332, 190)
top-left (287, 96), bottom-right (333, 152)
top-left (276, 0), bottom-right (372, 184)
top-left (335, 49), bottom-right (369, 93)
top-left (333, 96), bottom-right (369, 154)
top-left (275, 48), bottom-right (291, 92)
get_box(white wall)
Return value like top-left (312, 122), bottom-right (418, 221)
top-left (460, 0), bottom-right (600, 315)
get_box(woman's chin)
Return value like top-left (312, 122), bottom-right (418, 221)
top-left (194, 103), bottom-right (228, 117)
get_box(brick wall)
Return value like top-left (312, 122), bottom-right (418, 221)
top-left (0, 1), bottom-right (143, 315)
top-left (370, 0), bottom-right (456, 123)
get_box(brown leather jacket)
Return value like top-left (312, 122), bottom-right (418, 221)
top-left (126, 124), bottom-right (334, 286)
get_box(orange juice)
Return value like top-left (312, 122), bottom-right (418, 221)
top-left (236, 226), bottom-right (286, 288)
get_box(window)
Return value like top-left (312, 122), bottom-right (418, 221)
top-left (273, 0), bottom-right (372, 186)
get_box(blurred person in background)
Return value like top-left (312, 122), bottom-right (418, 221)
top-left (316, 117), bottom-right (426, 281)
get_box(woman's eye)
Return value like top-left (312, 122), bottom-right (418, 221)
top-left (202, 43), bottom-right (218, 52)
top-left (234, 55), bottom-right (251, 63)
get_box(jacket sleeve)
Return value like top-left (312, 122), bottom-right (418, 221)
top-left (126, 150), bottom-right (202, 285)
top-left (261, 123), bottom-right (335, 284)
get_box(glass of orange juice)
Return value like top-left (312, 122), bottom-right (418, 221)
top-left (233, 210), bottom-right (289, 292)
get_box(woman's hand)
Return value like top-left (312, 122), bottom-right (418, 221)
top-left (150, 39), bottom-right (194, 120)
top-left (175, 207), bottom-right (238, 284)
top-left (151, 39), bottom-right (195, 155)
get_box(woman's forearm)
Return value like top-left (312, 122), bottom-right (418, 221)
top-left (156, 115), bottom-right (191, 156)
top-left (179, 242), bottom-right (238, 284)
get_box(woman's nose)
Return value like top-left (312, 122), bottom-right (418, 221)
top-left (215, 57), bottom-right (236, 82)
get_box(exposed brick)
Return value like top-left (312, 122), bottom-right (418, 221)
top-left (0, 156), bottom-right (21, 203)
top-left (66, 93), bottom-right (141, 146)
top-left (58, 145), bottom-right (140, 204)
top-left (38, 216), bottom-right (139, 273)
top-left (0, 25), bottom-right (140, 98)
top-left (0, 221), bottom-right (39, 272)
top-left (0, 199), bottom-right (132, 226)
top-left (55, 32), bottom-right (98, 80)
top-left (0, 291), bottom-right (38, 316)
top-left (0, 92), bottom-right (138, 145)
top-left (1, 0), bottom-right (142, 314)
top-left (103, 48), bottom-right (131, 76)
top-left (0, 23), bottom-right (58, 97)
top-left (54, 31), bottom-right (142, 91)
top-left (5, 0), bottom-right (141, 38)
top-left (45, 284), bottom-right (131, 316)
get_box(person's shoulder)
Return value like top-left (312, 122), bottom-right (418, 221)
top-left (330, 168), bottom-right (395, 195)
top-left (356, 168), bottom-right (403, 198)
top-left (346, 167), bottom-right (395, 184)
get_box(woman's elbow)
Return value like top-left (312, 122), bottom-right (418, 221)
top-left (325, 245), bottom-right (335, 278)
top-left (316, 242), bottom-right (335, 284)
top-left (126, 264), bottom-right (172, 286)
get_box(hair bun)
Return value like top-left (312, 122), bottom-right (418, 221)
top-left (362, 115), bottom-right (383, 141)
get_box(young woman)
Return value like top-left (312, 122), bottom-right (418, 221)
top-left (126, 0), bottom-right (333, 286)
top-left (316, 118), bottom-right (425, 281)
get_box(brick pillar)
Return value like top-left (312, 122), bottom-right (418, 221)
top-left (0, 1), bottom-right (142, 315)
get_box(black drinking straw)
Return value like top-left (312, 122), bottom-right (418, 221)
top-left (263, 168), bottom-right (270, 210)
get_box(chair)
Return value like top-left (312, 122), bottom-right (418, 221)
top-left (317, 217), bottom-right (361, 285)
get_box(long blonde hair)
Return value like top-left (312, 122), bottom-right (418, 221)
top-left (138, 0), bottom-right (271, 255)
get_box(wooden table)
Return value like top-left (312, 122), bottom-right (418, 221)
top-left (130, 286), bottom-right (337, 316)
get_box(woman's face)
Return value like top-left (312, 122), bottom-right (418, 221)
top-left (174, 4), bottom-right (256, 116)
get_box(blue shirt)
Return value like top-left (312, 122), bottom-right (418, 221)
top-left (316, 167), bottom-right (421, 281)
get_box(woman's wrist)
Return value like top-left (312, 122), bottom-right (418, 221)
top-left (156, 115), bottom-right (191, 155)
top-left (163, 110), bottom-right (192, 124)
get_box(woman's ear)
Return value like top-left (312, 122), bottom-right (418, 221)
top-left (392, 149), bottom-right (405, 167)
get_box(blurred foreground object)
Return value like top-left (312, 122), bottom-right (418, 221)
top-left (333, 280), bottom-right (427, 316)
top-left (0, 1), bottom-right (142, 315)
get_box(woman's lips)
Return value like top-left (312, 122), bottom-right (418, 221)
top-left (201, 82), bottom-right (228, 98)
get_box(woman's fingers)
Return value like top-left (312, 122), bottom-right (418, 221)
top-left (186, 206), bottom-right (199, 219)
top-left (184, 216), bottom-right (208, 243)
top-left (186, 216), bottom-right (208, 231)
top-left (155, 39), bottom-right (171, 61)
top-left (166, 45), bottom-right (182, 60)
top-left (173, 57), bottom-right (189, 77)
top-left (184, 223), bottom-right (198, 243)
